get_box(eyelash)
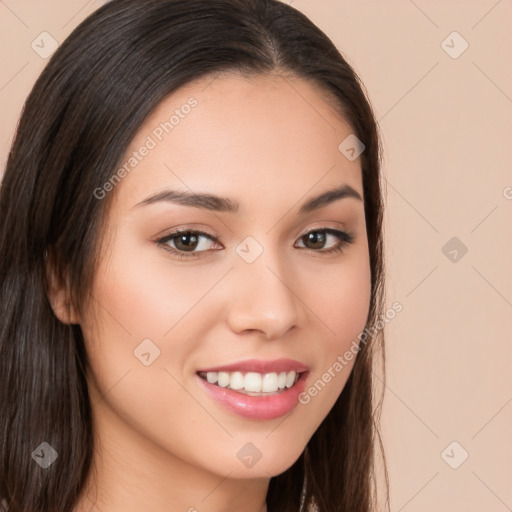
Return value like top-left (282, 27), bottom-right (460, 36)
top-left (156, 227), bottom-right (354, 260)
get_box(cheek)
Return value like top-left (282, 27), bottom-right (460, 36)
top-left (80, 239), bottom-right (228, 397)
top-left (295, 248), bottom-right (372, 411)
top-left (79, 247), bottom-right (225, 469)
top-left (88, 238), bottom-right (221, 339)
top-left (308, 250), bottom-right (372, 353)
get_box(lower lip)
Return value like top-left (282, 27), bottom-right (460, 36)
top-left (196, 372), bottom-right (308, 420)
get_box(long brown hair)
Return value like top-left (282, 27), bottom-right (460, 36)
top-left (0, 1), bottom-right (388, 510)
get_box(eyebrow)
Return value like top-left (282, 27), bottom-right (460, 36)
top-left (133, 183), bottom-right (362, 214)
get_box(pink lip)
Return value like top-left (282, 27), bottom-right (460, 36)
top-left (196, 358), bottom-right (309, 374)
top-left (196, 371), bottom-right (309, 420)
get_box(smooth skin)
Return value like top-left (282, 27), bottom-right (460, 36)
top-left (48, 71), bottom-right (371, 512)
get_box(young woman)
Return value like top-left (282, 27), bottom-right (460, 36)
top-left (0, 1), bottom-right (388, 510)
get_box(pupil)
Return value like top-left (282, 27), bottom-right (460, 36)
top-left (307, 232), bottom-right (325, 249)
top-left (177, 233), bottom-right (197, 251)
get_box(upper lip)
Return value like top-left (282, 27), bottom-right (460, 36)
top-left (196, 358), bottom-right (309, 374)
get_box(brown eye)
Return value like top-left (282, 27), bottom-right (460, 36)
top-left (156, 229), bottom-right (219, 259)
top-left (302, 231), bottom-right (327, 250)
top-left (296, 228), bottom-right (354, 253)
top-left (173, 232), bottom-right (200, 252)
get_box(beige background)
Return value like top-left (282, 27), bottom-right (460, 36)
top-left (1, 1), bottom-right (511, 511)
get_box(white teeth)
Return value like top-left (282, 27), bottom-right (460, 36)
top-left (206, 372), bottom-right (218, 384)
top-left (202, 370), bottom-right (299, 393)
top-left (285, 371), bottom-right (296, 388)
top-left (230, 371), bottom-right (244, 390)
top-left (261, 372), bottom-right (278, 392)
top-left (244, 372), bottom-right (262, 392)
top-left (217, 372), bottom-right (230, 388)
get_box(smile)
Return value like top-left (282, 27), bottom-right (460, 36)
top-left (198, 370), bottom-right (301, 395)
top-left (195, 359), bottom-right (310, 420)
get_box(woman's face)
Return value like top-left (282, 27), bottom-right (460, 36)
top-left (80, 72), bottom-right (371, 480)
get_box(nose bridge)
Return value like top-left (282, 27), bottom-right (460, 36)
top-left (226, 236), bottom-right (302, 338)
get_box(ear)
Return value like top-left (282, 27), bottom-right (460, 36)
top-left (44, 249), bottom-right (80, 325)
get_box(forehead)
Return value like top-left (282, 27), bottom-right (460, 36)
top-left (113, 72), bottom-right (363, 212)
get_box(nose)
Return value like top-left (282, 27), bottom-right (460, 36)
top-left (225, 250), bottom-right (304, 340)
